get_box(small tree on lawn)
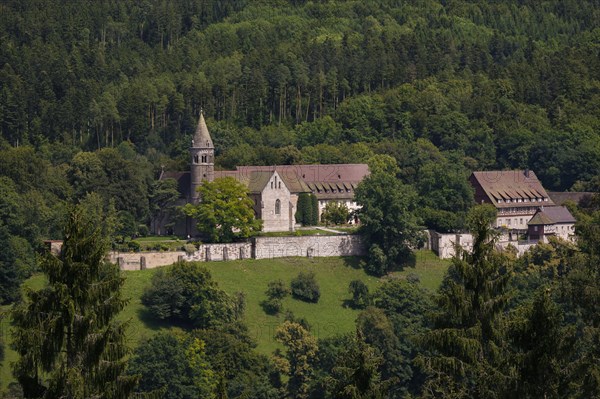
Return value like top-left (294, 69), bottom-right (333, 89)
top-left (183, 177), bottom-right (262, 243)
top-left (348, 280), bottom-right (370, 309)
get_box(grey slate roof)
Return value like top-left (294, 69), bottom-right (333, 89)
top-left (528, 206), bottom-right (576, 226)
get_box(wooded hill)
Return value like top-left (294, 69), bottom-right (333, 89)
top-left (0, 0), bottom-right (599, 291)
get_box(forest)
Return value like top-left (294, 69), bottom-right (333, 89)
top-left (0, 0), bottom-right (599, 396)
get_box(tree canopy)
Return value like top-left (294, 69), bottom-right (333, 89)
top-left (182, 177), bottom-right (262, 243)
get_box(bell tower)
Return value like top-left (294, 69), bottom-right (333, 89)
top-left (190, 110), bottom-right (214, 203)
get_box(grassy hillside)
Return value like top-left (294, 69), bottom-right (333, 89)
top-left (1, 252), bottom-right (449, 391)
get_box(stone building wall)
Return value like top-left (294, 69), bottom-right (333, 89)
top-left (260, 172), bottom-right (294, 232)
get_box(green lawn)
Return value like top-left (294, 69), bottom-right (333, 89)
top-left (0, 251), bottom-right (449, 391)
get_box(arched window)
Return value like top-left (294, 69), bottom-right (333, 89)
top-left (201, 155), bottom-right (207, 163)
top-left (275, 199), bottom-right (281, 215)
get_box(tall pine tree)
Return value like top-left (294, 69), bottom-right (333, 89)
top-left (417, 204), bottom-right (512, 398)
top-left (11, 194), bottom-right (138, 399)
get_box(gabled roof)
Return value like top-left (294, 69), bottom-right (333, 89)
top-left (528, 206), bottom-right (576, 226)
top-left (471, 170), bottom-right (554, 208)
top-left (192, 111), bottom-right (213, 149)
top-left (528, 211), bottom-right (555, 226)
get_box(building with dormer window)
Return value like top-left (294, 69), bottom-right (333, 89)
top-left (156, 112), bottom-right (369, 236)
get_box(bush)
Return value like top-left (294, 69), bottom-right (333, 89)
top-left (266, 279), bottom-right (290, 300)
top-left (183, 243), bottom-right (197, 254)
top-left (141, 262), bottom-right (234, 327)
top-left (290, 272), bottom-right (320, 303)
top-left (321, 201), bottom-right (350, 226)
top-left (348, 280), bottom-right (370, 309)
top-left (261, 298), bottom-right (283, 315)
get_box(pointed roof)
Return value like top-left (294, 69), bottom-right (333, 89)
top-left (528, 206), bottom-right (576, 226)
top-left (192, 111), bottom-right (214, 148)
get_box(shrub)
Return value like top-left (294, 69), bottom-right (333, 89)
top-left (266, 279), bottom-right (290, 300)
top-left (261, 298), bottom-right (283, 315)
top-left (128, 240), bottom-right (141, 252)
top-left (348, 280), bottom-right (370, 309)
top-left (183, 243), bottom-right (197, 254)
top-left (290, 272), bottom-right (320, 303)
top-left (321, 201), bottom-right (350, 226)
top-left (141, 262), bottom-right (234, 327)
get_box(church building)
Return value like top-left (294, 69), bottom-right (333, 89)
top-left (156, 112), bottom-right (369, 236)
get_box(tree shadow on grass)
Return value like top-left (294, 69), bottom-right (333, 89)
top-left (388, 252), bottom-right (417, 273)
top-left (136, 308), bottom-right (192, 331)
top-left (341, 256), bottom-right (364, 270)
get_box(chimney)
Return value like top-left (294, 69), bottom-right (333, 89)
top-left (524, 169), bottom-right (530, 178)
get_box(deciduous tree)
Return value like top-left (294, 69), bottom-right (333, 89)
top-left (182, 177), bottom-right (261, 243)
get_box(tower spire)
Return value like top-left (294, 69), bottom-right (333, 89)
top-left (193, 109), bottom-right (213, 149)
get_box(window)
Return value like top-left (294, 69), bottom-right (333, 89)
top-left (194, 154), bottom-right (199, 164)
top-left (534, 226), bottom-right (538, 232)
top-left (508, 219), bottom-right (511, 226)
top-left (520, 218), bottom-right (523, 225)
top-left (279, 182), bottom-right (281, 189)
top-left (271, 182), bottom-right (273, 189)
top-left (201, 155), bottom-right (207, 163)
top-left (275, 199), bottom-right (281, 215)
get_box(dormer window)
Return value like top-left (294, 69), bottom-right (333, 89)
top-left (498, 199), bottom-right (503, 203)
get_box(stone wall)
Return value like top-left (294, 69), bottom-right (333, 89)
top-left (109, 234), bottom-right (365, 270)
top-left (253, 235), bottom-right (364, 259)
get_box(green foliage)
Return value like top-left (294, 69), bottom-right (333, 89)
top-left (260, 298), bottom-right (283, 316)
top-left (417, 204), bottom-right (512, 398)
top-left (0, 223), bottom-right (21, 305)
top-left (128, 331), bottom-right (215, 399)
top-left (356, 156), bottom-right (424, 276)
top-left (274, 321), bottom-right (319, 399)
top-left (348, 280), bottom-right (370, 309)
top-left (10, 196), bottom-right (137, 399)
top-left (182, 177), bottom-right (262, 243)
top-left (193, 324), bottom-right (281, 399)
top-left (507, 289), bottom-right (570, 398)
top-left (149, 178), bottom-right (180, 235)
top-left (295, 193), bottom-right (314, 227)
top-left (266, 279), bottom-right (290, 300)
top-left (325, 331), bottom-right (390, 399)
top-left (321, 201), bottom-right (350, 226)
top-left (141, 261), bottom-right (234, 328)
top-left (291, 272), bottom-right (321, 303)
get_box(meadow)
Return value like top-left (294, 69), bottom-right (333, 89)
top-left (0, 251), bottom-right (449, 391)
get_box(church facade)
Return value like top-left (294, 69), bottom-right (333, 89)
top-left (156, 113), bottom-right (369, 236)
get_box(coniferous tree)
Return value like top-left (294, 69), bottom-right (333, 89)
top-left (325, 330), bottom-right (390, 399)
top-left (417, 204), bottom-right (512, 398)
top-left (11, 195), bottom-right (138, 399)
